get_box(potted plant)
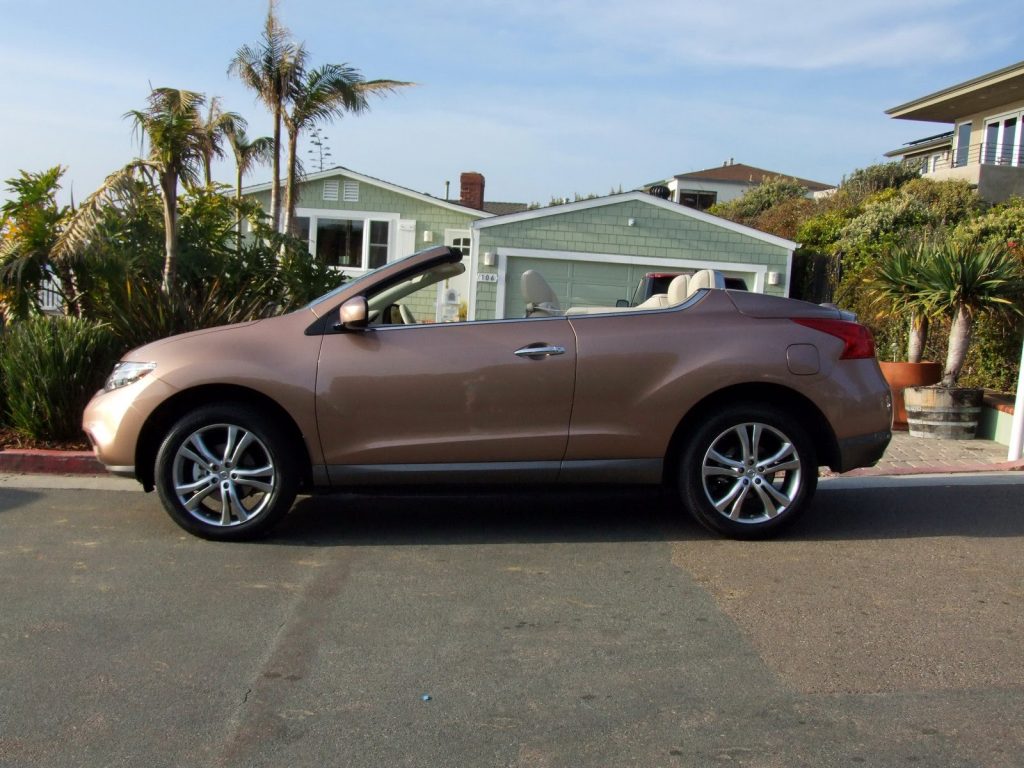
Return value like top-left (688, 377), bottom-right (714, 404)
top-left (864, 239), bottom-right (942, 428)
top-left (903, 237), bottom-right (1024, 439)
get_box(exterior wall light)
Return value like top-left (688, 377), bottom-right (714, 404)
top-left (627, 218), bottom-right (637, 227)
top-left (767, 271), bottom-right (781, 286)
top-left (423, 230), bottom-right (434, 243)
top-left (482, 251), bottom-right (497, 267)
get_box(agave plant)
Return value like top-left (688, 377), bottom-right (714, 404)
top-left (915, 238), bottom-right (1024, 387)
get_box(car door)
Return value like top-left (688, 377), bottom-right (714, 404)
top-left (315, 317), bottom-right (577, 482)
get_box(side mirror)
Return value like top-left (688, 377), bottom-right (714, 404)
top-left (336, 296), bottom-right (369, 331)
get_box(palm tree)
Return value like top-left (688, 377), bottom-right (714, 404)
top-left (281, 54), bottom-right (411, 234)
top-left (124, 88), bottom-right (206, 292)
top-left (916, 238), bottom-right (1024, 387)
top-left (196, 97), bottom-right (244, 187)
top-left (228, 0), bottom-right (299, 232)
top-left (223, 122), bottom-right (274, 246)
top-left (865, 238), bottom-right (932, 363)
top-left (0, 167), bottom-right (69, 320)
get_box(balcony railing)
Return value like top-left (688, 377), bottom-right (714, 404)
top-left (917, 143), bottom-right (1024, 173)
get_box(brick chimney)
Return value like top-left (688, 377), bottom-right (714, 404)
top-left (460, 172), bottom-right (485, 210)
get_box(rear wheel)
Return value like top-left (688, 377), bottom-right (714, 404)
top-left (155, 404), bottom-right (298, 541)
top-left (679, 405), bottom-right (817, 539)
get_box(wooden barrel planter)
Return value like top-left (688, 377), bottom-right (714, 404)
top-left (878, 361), bottom-right (943, 430)
top-left (903, 386), bottom-right (983, 440)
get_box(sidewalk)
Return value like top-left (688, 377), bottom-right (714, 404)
top-left (1, 431), bottom-right (1022, 482)
top-left (836, 430), bottom-right (1024, 477)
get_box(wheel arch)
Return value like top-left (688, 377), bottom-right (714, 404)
top-left (663, 382), bottom-right (839, 486)
top-left (135, 384), bottom-right (313, 492)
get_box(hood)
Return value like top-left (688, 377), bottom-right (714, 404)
top-left (124, 319), bottom-right (266, 359)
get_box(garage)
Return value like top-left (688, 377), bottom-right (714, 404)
top-left (470, 192), bottom-right (796, 321)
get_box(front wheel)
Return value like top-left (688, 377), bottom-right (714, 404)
top-left (679, 405), bottom-right (817, 539)
top-left (155, 404), bottom-right (298, 540)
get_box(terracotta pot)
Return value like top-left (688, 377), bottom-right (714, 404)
top-left (879, 361), bottom-right (942, 429)
top-left (904, 385), bottom-right (983, 440)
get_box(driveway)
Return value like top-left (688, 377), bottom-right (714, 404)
top-left (1, 475), bottom-right (1022, 767)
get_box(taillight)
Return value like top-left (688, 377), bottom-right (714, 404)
top-left (792, 317), bottom-right (876, 360)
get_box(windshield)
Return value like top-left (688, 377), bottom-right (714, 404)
top-left (300, 250), bottom-right (427, 311)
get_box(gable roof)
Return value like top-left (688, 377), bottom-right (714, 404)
top-left (886, 59), bottom-right (1024, 123)
top-left (242, 166), bottom-right (494, 218)
top-left (672, 162), bottom-right (833, 191)
top-left (473, 190), bottom-right (798, 251)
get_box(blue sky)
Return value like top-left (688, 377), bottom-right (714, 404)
top-left (2, 0), bottom-right (1023, 207)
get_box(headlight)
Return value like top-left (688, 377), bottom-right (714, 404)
top-left (104, 362), bottom-right (157, 392)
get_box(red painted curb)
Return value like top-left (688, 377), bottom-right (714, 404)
top-left (0, 449), bottom-right (106, 476)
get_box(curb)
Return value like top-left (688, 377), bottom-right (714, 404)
top-left (0, 449), bottom-right (106, 476)
top-left (836, 459), bottom-right (1024, 478)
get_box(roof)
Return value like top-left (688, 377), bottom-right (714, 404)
top-left (241, 166), bottom-right (494, 218)
top-left (884, 131), bottom-right (954, 159)
top-left (886, 59), bottom-right (1024, 123)
top-left (473, 190), bottom-right (798, 251)
top-left (669, 162), bottom-right (833, 191)
top-left (482, 201), bottom-right (531, 215)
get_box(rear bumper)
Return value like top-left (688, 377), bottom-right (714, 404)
top-left (833, 429), bottom-right (892, 473)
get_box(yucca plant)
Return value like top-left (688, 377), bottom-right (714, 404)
top-left (864, 237), bottom-right (933, 362)
top-left (0, 317), bottom-right (123, 442)
top-left (916, 238), bottom-right (1024, 387)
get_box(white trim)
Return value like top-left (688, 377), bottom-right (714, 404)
top-left (467, 233), bottom-right (480, 321)
top-left (495, 252), bottom-right (509, 319)
top-left (471, 190), bottom-right (798, 251)
top-left (244, 166), bottom-right (493, 219)
top-left (494, 247), bottom-right (769, 319)
top-left (295, 207), bottom-right (401, 269)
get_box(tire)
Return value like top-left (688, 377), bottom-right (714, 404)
top-left (155, 404), bottom-right (298, 541)
top-left (679, 405), bottom-right (817, 539)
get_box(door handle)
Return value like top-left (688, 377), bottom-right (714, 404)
top-left (514, 344), bottom-right (566, 359)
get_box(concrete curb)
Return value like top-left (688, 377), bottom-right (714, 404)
top-left (0, 449), bottom-right (106, 476)
top-left (834, 459), bottom-right (1024, 478)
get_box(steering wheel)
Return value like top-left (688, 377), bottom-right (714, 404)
top-left (399, 304), bottom-right (418, 325)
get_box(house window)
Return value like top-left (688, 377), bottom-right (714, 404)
top-left (954, 123), bottom-right (972, 167)
top-left (678, 190), bottom-right (717, 211)
top-left (983, 112), bottom-right (1023, 166)
top-left (304, 213), bottom-right (393, 270)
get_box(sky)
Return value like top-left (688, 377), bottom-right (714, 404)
top-left (2, 0), bottom-right (1023, 208)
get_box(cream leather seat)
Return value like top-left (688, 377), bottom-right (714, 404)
top-left (683, 269), bottom-right (716, 302)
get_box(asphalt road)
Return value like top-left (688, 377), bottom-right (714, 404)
top-left (1, 475), bottom-right (1023, 768)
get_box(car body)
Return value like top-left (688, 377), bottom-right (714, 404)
top-left (83, 245), bottom-right (892, 540)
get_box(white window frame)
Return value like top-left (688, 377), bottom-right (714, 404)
top-left (983, 109), bottom-right (1024, 167)
top-left (295, 207), bottom-right (401, 273)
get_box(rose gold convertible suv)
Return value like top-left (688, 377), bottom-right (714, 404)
top-left (83, 245), bottom-right (892, 541)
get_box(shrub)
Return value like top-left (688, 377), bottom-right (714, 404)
top-left (0, 317), bottom-right (124, 442)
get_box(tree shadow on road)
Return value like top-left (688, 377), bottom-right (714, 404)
top-left (0, 488), bottom-right (44, 515)
top-left (265, 478), bottom-right (1024, 547)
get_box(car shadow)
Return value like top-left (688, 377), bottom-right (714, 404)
top-left (0, 488), bottom-right (43, 515)
top-left (264, 479), bottom-right (1024, 547)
